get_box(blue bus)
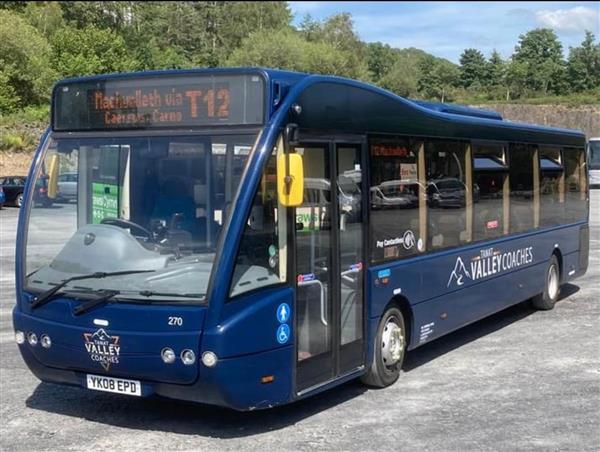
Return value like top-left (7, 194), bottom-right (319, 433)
top-left (13, 69), bottom-right (589, 410)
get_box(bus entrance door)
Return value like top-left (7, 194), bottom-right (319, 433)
top-left (294, 142), bottom-right (365, 393)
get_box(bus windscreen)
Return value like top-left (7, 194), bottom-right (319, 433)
top-left (52, 73), bottom-right (265, 131)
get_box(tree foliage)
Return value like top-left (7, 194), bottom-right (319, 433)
top-left (0, 9), bottom-right (56, 111)
top-left (1, 2), bottom-right (599, 115)
top-left (418, 55), bottom-right (460, 102)
top-left (459, 48), bottom-right (487, 88)
top-left (512, 28), bottom-right (566, 94)
top-left (50, 26), bottom-right (137, 77)
top-left (567, 31), bottom-right (600, 92)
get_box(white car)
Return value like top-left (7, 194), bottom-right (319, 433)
top-left (588, 138), bottom-right (600, 188)
top-left (57, 172), bottom-right (78, 202)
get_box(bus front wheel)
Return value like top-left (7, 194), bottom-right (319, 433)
top-left (361, 307), bottom-right (406, 388)
top-left (532, 255), bottom-right (560, 310)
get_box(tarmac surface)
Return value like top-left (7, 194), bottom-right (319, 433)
top-left (0, 194), bottom-right (598, 451)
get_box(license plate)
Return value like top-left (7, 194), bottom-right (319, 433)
top-left (86, 374), bottom-right (141, 396)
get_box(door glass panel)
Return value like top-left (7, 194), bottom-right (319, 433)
top-left (295, 145), bottom-right (333, 387)
top-left (337, 147), bottom-right (364, 354)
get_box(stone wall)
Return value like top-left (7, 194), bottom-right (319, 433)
top-left (472, 104), bottom-right (600, 139)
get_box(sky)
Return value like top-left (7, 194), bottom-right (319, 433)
top-left (288, 1), bottom-right (600, 63)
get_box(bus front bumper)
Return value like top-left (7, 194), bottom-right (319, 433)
top-left (13, 308), bottom-right (294, 411)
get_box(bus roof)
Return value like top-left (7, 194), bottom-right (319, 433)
top-left (51, 67), bottom-right (586, 143)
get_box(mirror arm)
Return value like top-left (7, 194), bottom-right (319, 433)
top-left (283, 123), bottom-right (299, 197)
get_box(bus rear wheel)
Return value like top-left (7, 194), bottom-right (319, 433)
top-left (532, 255), bottom-right (560, 310)
top-left (361, 307), bottom-right (406, 388)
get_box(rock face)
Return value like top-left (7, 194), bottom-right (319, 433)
top-left (472, 104), bottom-right (600, 139)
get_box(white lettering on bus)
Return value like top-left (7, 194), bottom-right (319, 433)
top-left (448, 246), bottom-right (534, 287)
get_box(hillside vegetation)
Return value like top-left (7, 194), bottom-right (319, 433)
top-left (1, 1), bottom-right (599, 159)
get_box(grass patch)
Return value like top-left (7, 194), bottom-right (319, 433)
top-left (0, 105), bottom-right (49, 127)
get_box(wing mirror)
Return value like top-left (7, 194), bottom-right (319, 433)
top-left (278, 124), bottom-right (304, 207)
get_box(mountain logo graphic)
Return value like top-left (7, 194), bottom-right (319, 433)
top-left (447, 257), bottom-right (471, 287)
top-left (83, 328), bottom-right (121, 371)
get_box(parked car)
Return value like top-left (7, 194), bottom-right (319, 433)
top-left (0, 185), bottom-right (5, 209)
top-left (33, 175), bottom-right (53, 208)
top-left (370, 179), bottom-right (422, 209)
top-left (56, 171), bottom-right (78, 202)
top-left (0, 176), bottom-right (26, 207)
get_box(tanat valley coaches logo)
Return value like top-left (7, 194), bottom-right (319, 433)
top-left (83, 329), bottom-right (121, 371)
top-left (447, 246), bottom-right (533, 287)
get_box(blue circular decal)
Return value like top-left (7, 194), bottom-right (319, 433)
top-left (276, 324), bottom-right (290, 344)
top-left (276, 303), bottom-right (291, 323)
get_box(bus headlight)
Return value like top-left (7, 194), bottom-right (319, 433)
top-left (181, 349), bottom-right (196, 366)
top-left (27, 332), bottom-right (38, 346)
top-left (161, 347), bottom-right (176, 364)
top-left (201, 351), bottom-right (218, 368)
top-left (41, 335), bottom-right (52, 349)
top-left (15, 331), bottom-right (25, 345)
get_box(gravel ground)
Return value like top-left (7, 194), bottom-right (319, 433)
top-left (0, 193), bottom-right (598, 451)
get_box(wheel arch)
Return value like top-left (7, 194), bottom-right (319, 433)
top-left (551, 247), bottom-right (564, 282)
top-left (382, 295), bottom-right (414, 349)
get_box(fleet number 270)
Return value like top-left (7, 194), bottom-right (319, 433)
top-left (168, 317), bottom-right (183, 326)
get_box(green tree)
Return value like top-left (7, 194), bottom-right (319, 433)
top-left (487, 50), bottom-right (506, 86)
top-left (227, 28), bottom-right (368, 80)
top-left (366, 42), bottom-right (399, 82)
top-left (218, 2), bottom-right (291, 53)
top-left (377, 48), bottom-right (429, 97)
top-left (505, 58), bottom-right (528, 100)
top-left (51, 26), bottom-right (137, 77)
top-left (23, 1), bottom-right (65, 37)
top-left (0, 68), bottom-right (20, 112)
top-left (379, 61), bottom-right (418, 97)
top-left (298, 12), bottom-right (369, 80)
top-left (567, 31), bottom-right (600, 92)
top-left (513, 28), bottom-right (566, 94)
top-left (459, 48), bottom-right (487, 88)
top-left (417, 55), bottom-right (460, 102)
top-left (226, 28), bottom-right (307, 71)
top-left (0, 9), bottom-right (56, 111)
top-left (58, 1), bottom-right (134, 31)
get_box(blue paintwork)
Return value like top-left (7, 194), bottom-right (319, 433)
top-left (368, 222), bottom-right (586, 350)
top-left (14, 68), bottom-right (589, 411)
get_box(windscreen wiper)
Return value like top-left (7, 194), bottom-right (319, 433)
top-left (30, 270), bottom-right (155, 310)
top-left (73, 290), bottom-right (121, 316)
top-left (137, 290), bottom-right (205, 299)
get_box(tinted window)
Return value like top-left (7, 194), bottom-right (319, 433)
top-left (564, 147), bottom-right (587, 222)
top-left (370, 137), bottom-right (423, 262)
top-left (425, 140), bottom-right (468, 250)
top-left (539, 147), bottom-right (564, 227)
top-left (472, 142), bottom-right (507, 241)
top-left (509, 144), bottom-right (535, 233)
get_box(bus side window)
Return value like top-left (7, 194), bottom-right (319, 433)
top-left (229, 153), bottom-right (284, 298)
top-left (563, 147), bottom-right (588, 222)
top-left (424, 139), bottom-right (469, 250)
top-left (539, 146), bottom-right (564, 228)
top-left (472, 142), bottom-right (508, 241)
top-left (369, 137), bottom-right (423, 262)
top-left (508, 143), bottom-right (536, 234)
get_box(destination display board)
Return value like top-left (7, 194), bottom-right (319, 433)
top-left (53, 74), bottom-right (265, 131)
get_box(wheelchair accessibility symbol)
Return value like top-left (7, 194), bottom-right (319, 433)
top-left (277, 324), bottom-right (290, 344)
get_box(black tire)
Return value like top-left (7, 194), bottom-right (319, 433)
top-left (532, 255), bottom-right (560, 310)
top-left (361, 306), bottom-right (406, 388)
top-left (16, 193), bottom-right (24, 207)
